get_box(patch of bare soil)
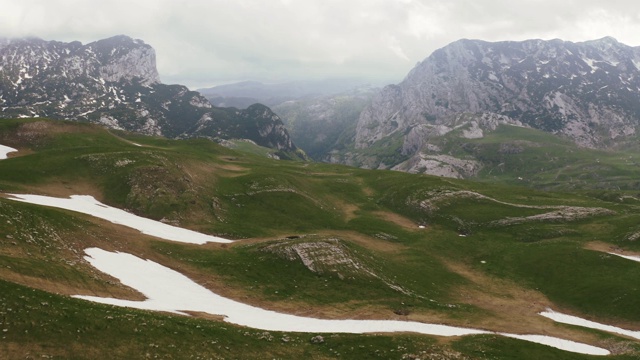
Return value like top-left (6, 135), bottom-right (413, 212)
top-left (317, 231), bottom-right (407, 253)
top-left (327, 197), bottom-right (359, 221)
top-left (0, 269), bottom-right (144, 301)
top-left (181, 311), bottom-right (226, 321)
top-left (372, 210), bottom-right (423, 230)
top-left (441, 259), bottom-right (624, 351)
top-left (6, 181), bottom-right (106, 202)
top-left (216, 163), bottom-right (249, 173)
top-left (585, 241), bottom-right (640, 257)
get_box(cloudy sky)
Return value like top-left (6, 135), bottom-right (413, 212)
top-left (1, 0), bottom-right (639, 89)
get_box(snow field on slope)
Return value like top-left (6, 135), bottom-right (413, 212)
top-left (7, 194), bottom-right (232, 244)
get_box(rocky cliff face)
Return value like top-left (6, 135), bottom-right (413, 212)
top-left (0, 35), bottom-right (160, 87)
top-left (188, 103), bottom-right (297, 151)
top-left (0, 35), bottom-right (299, 154)
top-left (346, 37), bottom-right (640, 176)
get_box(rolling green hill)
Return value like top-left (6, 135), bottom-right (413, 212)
top-left (445, 125), bottom-right (640, 190)
top-left (0, 118), bottom-right (639, 359)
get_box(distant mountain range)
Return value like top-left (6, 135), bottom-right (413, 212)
top-left (0, 35), bottom-right (302, 158)
top-left (5, 35), bottom-right (640, 174)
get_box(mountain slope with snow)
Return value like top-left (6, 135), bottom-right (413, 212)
top-left (0, 35), bottom-right (301, 156)
top-left (333, 37), bottom-right (640, 177)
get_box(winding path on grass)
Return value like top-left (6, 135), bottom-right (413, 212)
top-left (3, 193), bottom-right (612, 356)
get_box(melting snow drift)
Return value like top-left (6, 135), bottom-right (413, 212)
top-left (609, 252), bottom-right (640, 263)
top-left (75, 248), bottom-right (487, 336)
top-left (541, 309), bottom-right (640, 340)
top-left (76, 248), bottom-right (610, 356)
top-left (0, 144), bottom-right (17, 159)
top-left (7, 194), bottom-right (232, 244)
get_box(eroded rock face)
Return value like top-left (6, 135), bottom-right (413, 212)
top-left (351, 37), bottom-right (640, 173)
top-left (392, 154), bottom-right (482, 179)
top-left (186, 103), bottom-right (300, 154)
top-left (0, 35), bottom-right (159, 89)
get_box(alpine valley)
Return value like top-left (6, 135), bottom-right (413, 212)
top-left (1, 35), bottom-right (640, 360)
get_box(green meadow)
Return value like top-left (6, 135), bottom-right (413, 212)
top-left (0, 118), bottom-right (639, 359)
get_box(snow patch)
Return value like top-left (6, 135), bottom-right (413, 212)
top-left (0, 144), bottom-right (17, 159)
top-left (6, 194), bottom-right (232, 244)
top-left (583, 58), bottom-right (599, 73)
top-left (76, 247), bottom-right (488, 336)
top-left (73, 247), bottom-right (610, 355)
top-left (541, 309), bottom-right (640, 340)
top-left (499, 333), bottom-right (609, 356)
top-left (608, 252), bottom-right (640, 263)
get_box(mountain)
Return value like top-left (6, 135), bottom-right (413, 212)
top-left (0, 35), bottom-right (301, 157)
top-left (333, 37), bottom-right (640, 176)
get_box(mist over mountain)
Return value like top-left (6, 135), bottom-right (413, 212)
top-left (0, 35), bottom-right (301, 157)
top-left (272, 85), bottom-right (378, 160)
top-left (198, 78), bottom-right (376, 108)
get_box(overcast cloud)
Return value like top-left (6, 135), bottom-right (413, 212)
top-left (1, 0), bottom-right (639, 89)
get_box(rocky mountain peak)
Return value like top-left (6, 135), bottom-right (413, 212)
top-left (357, 37), bottom-right (640, 148)
top-left (0, 35), bottom-right (300, 157)
top-left (0, 35), bottom-right (159, 87)
top-left (86, 35), bottom-right (160, 85)
top-left (338, 37), bottom-right (640, 177)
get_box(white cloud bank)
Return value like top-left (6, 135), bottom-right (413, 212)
top-left (1, 0), bottom-right (640, 88)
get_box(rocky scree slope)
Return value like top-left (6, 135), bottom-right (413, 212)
top-left (340, 37), bottom-right (640, 175)
top-left (0, 35), bottom-right (299, 155)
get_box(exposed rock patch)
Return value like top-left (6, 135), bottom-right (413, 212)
top-left (393, 154), bottom-right (482, 178)
top-left (262, 238), bottom-right (417, 296)
top-left (491, 207), bottom-right (615, 225)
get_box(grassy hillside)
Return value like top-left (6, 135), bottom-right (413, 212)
top-left (1, 118), bottom-right (640, 359)
top-left (440, 125), bottom-right (640, 190)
